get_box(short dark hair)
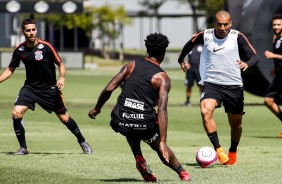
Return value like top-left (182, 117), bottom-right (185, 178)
top-left (22, 19), bottom-right (36, 30)
top-left (144, 33), bottom-right (169, 57)
top-left (273, 13), bottom-right (282, 20)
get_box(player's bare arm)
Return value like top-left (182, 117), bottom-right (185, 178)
top-left (264, 50), bottom-right (282, 60)
top-left (88, 61), bottom-right (135, 119)
top-left (56, 62), bottom-right (66, 91)
top-left (0, 67), bottom-right (16, 83)
top-left (152, 72), bottom-right (171, 162)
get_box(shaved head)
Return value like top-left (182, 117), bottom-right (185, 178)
top-left (214, 11), bottom-right (232, 38)
top-left (215, 11), bottom-right (231, 21)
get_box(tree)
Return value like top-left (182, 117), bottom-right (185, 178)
top-left (24, 4), bottom-right (131, 56)
top-left (138, 0), bottom-right (167, 32)
top-left (91, 5), bottom-right (131, 59)
top-left (182, 0), bottom-right (225, 30)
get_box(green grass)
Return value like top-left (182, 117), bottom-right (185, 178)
top-left (0, 68), bottom-right (281, 184)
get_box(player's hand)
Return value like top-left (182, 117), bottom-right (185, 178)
top-left (159, 141), bottom-right (169, 163)
top-left (264, 50), bottom-right (274, 59)
top-left (180, 61), bottom-right (191, 72)
top-left (88, 108), bottom-right (100, 119)
top-left (57, 77), bottom-right (65, 91)
top-left (237, 60), bottom-right (249, 71)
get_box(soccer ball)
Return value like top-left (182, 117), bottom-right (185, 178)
top-left (196, 146), bottom-right (218, 168)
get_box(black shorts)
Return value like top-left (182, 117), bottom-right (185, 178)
top-left (110, 118), bottom-right (160, 143)
top-left (200, 82), bottom-right (244, 114)
top-left (185, 68), bottom-right (201, 87)
top-left (15, 85), bottom-right (67, 114)
top-left (265, 79), bottom-right (282, 101)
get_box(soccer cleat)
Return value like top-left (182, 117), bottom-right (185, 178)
top-left (184, 101), bottom-right (191, 107)
top-left (136, 156), bottom-right (157, 182)
top-left (179, 170), bottom-right (191, 181)
top-left (80, 141), bottom-right (93, 154)
top-left (226, 151), bottom-right (237, 165)
top-left (216, 147), bottom-right (229, 165)
top-left (14, 147), bottom-right (29, 155)
top-left (278, 132), bottom-right (282, 138)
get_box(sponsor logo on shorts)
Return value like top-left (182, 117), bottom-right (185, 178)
top-left (124, 98), bottom-right (144, 110)
top-left (143, 133), bottom-right (159, 144)
top-left (122, 112), bottom-right (144, 119)
top-left (119, 122), bottom-right (147, 130)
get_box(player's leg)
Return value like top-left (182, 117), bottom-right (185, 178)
top-left (264, 97), bottom-right (282, 120)
top-left (226, 113), bottom-right (242, 165)
top-left (147, 138), bottom-right (191, 181)
top-left (184, 70), bottom-right (193, 106)
top-left (49, 88), bottom-right (92, 154)
top-left (200, 98), bottom-right (229, 164)
top-left (126, 136), bottom-right (157, 182)
top-left (57, 112), bottom-right (92, 154)
top-left (12, 105), bottom-right (29, 155)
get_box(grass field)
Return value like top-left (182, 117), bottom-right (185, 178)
top-left (0, 68), bottom-right (281, 184)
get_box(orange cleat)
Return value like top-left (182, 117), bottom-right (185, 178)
top-left (136, 155), bottom-right (157, 182)
top-left (216, 147), bottom-right (229, 165)
top-left (226, 151), bottom-right (237, 165)
top-left (179, 170), bottom-right (191, 181)
top-left (278, 132), bottom-right (282, 138)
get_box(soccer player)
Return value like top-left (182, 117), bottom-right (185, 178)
top-left (184, 45), bottom-right (202, 107)
top-left (264, 13), bottom-right (282, 138)
top-left (88, 33), bottom-right (191, 182)
top-left (0, 19), bottom-right (92, 155)
top-left (178, 11), bottom-right (260, 165)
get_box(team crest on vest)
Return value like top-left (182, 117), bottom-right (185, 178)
top-left (37, 43), bottom-right (44, 49)
top-left (34, 50), bottom-right (43, 61)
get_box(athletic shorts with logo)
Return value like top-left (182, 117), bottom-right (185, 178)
top-left (110, 112), bottom-right (160, 144)
top-left (200, 82), bottom-right (244, 114)
top-left (14, 85), bottom-right (67, 114)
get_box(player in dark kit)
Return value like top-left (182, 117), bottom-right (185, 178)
top-left (88, 33), bottom-right (191, 182)
top-left (184, 45), bottom-right (202, 106)
top-left (264, 13), bottom-right (282, 138)
top-left (0, 19), bottom-right (92, 155)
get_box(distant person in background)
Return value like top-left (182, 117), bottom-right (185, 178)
top-left (264, 13), bottom-right (282, 138)
top-left (178, 11), bottom-right (260, 165)
top-left (0, 19), bottom-right (92, 155)
top-left (88, 33), bottom-right (191, 182)
top-left (184, 45), bottom-right (202, 107)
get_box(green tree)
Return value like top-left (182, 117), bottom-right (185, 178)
top-left (24, 4), bottom-right (131, 57)
top-left (181, 0), bottom-right (225, 30)
top-left (138, 0), bottom-right (167, 32)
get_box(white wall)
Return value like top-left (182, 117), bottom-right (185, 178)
top-left (89, 0), bottom-right (206, 50)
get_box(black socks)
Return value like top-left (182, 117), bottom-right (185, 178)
top-left (207, 131), bottom-right (221, 149)
top-left (13, 118), bottom-right (27, 149)
top-left (64, 117), bottom-right (85, 144)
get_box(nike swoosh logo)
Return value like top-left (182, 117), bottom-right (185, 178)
top-left (213, 47), bottom-right (225, 52)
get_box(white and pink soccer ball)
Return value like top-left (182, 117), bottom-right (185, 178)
top-left (196, 146), bottom-right (218, 168)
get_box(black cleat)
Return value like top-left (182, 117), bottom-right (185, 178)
top-left (80, 141), bottom-right (93, 154)
top-left (14, 147), bottom-right (29, 155)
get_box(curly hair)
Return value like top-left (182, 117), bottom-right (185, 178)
top-left (144, 33), bottom-right (170, 57)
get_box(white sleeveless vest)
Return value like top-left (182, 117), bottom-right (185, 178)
top-left (199, 29), bottom-right (243, 86)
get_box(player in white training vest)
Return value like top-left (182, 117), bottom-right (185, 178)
top-left (178, 11), bottom-right (261, 165)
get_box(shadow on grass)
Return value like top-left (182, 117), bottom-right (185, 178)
top-left (98, 178), bottom-right (142, 182)
top-left (2, 152), bottom-right (81, 155)
top-left (251, 136), bottom-right (281, 139)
